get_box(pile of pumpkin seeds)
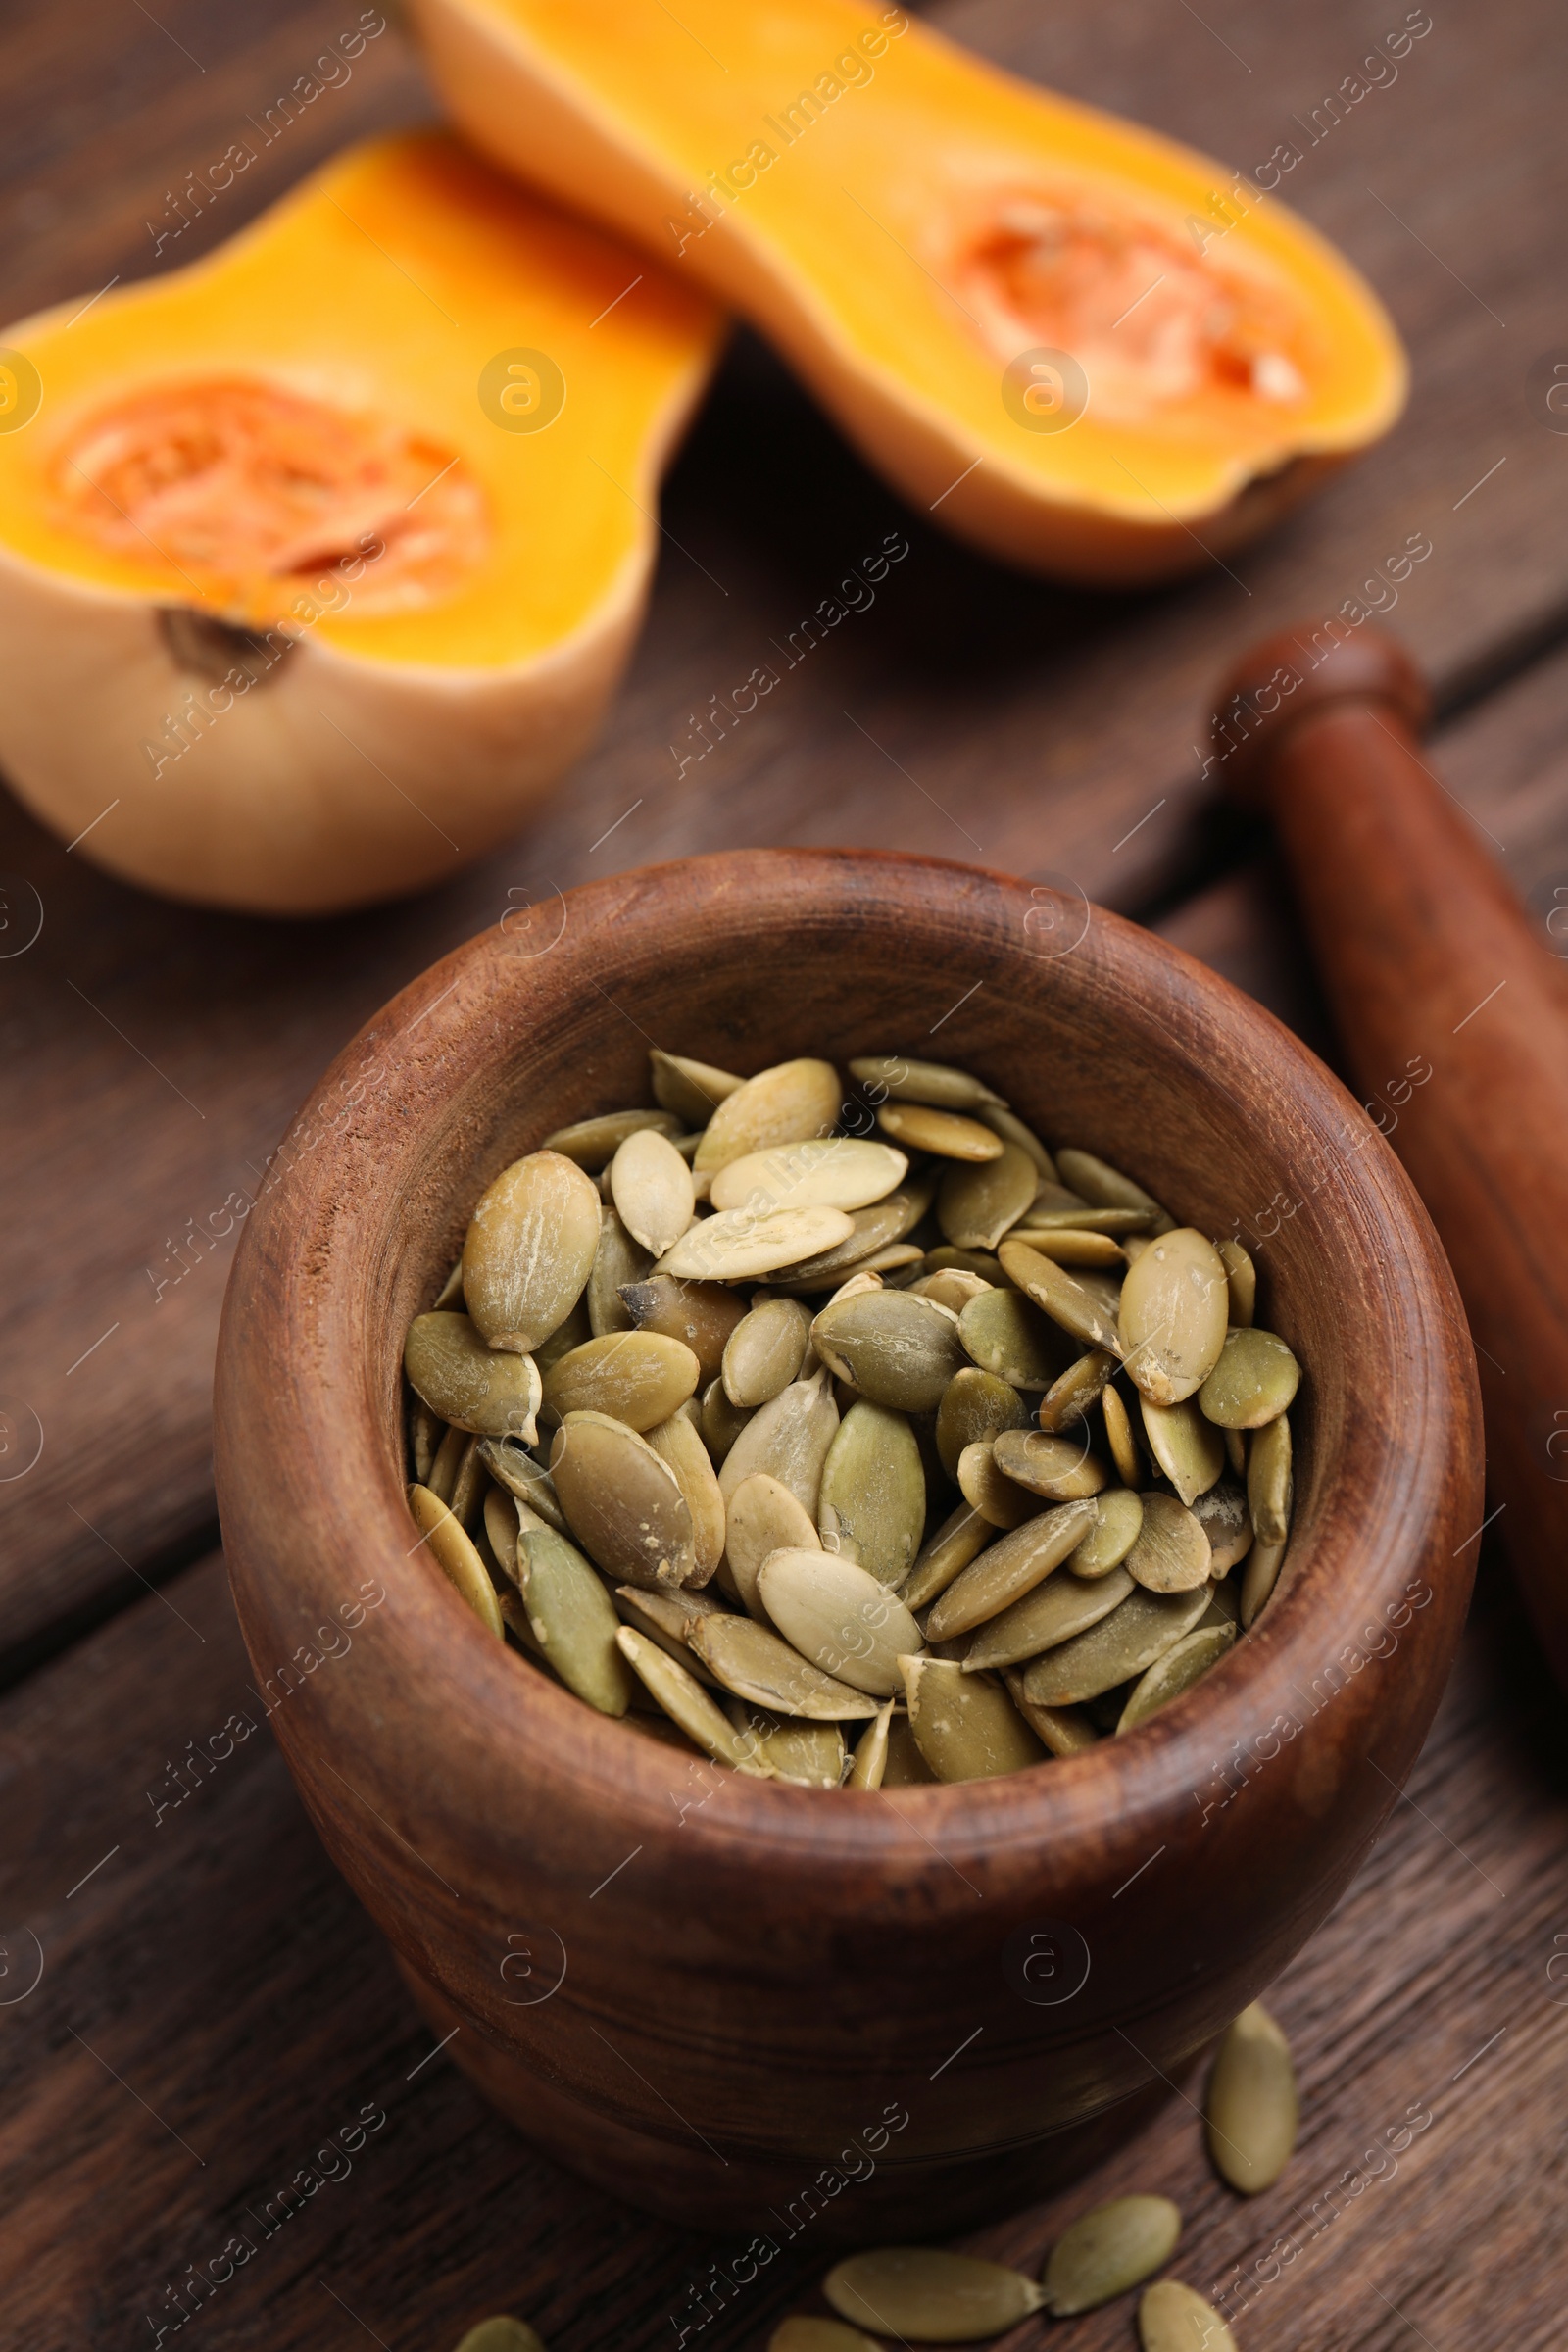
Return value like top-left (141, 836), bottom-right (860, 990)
top-left (404, 1048), bottom-right (1302, 1787)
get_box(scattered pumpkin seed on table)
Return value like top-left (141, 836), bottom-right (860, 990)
top-left (400, 1048), bottom-right (1306, 1776)
top-left (1044, 2192), bottom-right (1183, 2315)
top-left (824, 2248), bottom-right (1045, 2340)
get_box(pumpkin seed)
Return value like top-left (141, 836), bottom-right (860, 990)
top-left (710, 1137), bottom-right (906, 1216)
top-left (882, 1712), bottom-right (937, 1784)
top-left (957, 1284), bottom-right (1073, 1390)
top-left (1199, 1326), bottom-right (1300, 1428)
top-left (1205, 2000), bottom-right (1298, 2193)
top-left (533, 1291), bottom-right (594, 1378)
top-left (405, 1313), bottom-right (543, 1443)
top-left (1199, 1575), bottom-right (1241, 1630)
top-left (408, 1485), bottom-right (504, 1637)
top-left (1022, 1581), bottom-right (1212, 1704)
top-left (766, 1241), bottom-right (926, 1294)
top-left (849, 1054), bottom-right (1006, 1111)
top-left (515, 1524), bottom-right (634, 1714)
top-left (620, 1273), bottom-right (747, 1379)
top-left (1012, 1227), bottom-right (1126, 1265)
top-left (483, 1484), bottom-right (524, 1584)
top-left (1248, 1411), bottom-right (1293, 1544)
top-left (643, 1408), bottom-right (726, 1578)
top-left (613, 1582), bottom-right (727, 1684)
top-left (1140, 1395), bottom-right (1224, 1506)
top-left (1003, 1675), bottom-right (1099, 1754)
top-left (993, 1426), bottom-right (1109, 1503)
top-left (927, 1499), bottom-right (1099, 1640)
top-left (722, 1295), bottom-right (812, 1406)
top-left (825, 2249), bottom-right (1044, 2343)
top-left (876, 1102), bottom-right (1004, 1160)
top-left (462, 1151), bottom-right (604, 1353)
top-left (585, 1207), bottom-right (652, 1337)
top-left (999, 1239), bottom-right (1123, 1352)
top-left (693, 1057), bottom-right (843, 1174)
top-left (902, 1657), bottom-right (1044, 1782)
top-left (608, 1126), bottom-right (696, 1258)
top-left (731, 1704), bottom-right (847, 1786)
top-left (549, 1412), bottom-right (697, 1588)
top-left (724, 1471), bottom-right (820, 1617)
top-left (543, 1107), bottom-right (682, 1171)
top-left (1240, 1538), bottom-right (1287, 1628)
top-left (476, 1436), bottom-right (568, 1533)
top-left (423, 1419), bottom-right (463, 1503)
top-left (818, 1401), bottom-right (926, 1585)
top-left (1138, 2281), bottom-right (1238, 2352)
top-left (845, 1698), bottom-right (894, 1789)
top-left (691, 1613), bottom-right (879, 1720)
top-left (1102, 1383), bottom-right (1144, 1485)
top-left (956, 1440), bottom-right (1040, 1528)
top-left (541, 1330), bottom-right (700, 1432)
top-left (974, 1102), bottom-right (1056, 1178)
top-left (614, 1627), bottom-right (773, 1773)
top-left (912, 1267), bottom-right (993, 1316)
top-left (810, 1290), bottom-right (966, 1412)
top-left (717, 1368), bottom-right (840, 1513)
top-left (935, 1368), bottom-right (1030, 1480)
top-left (1125, 1492), bottom-right (1212, 1592)
top-left (410, 1398), bottom-right (443, 1486)
top-left (1122, 1233), bottom-right (1152, 1264)
top-left (924, 1245), bottom-right (1005, 1283)
top-left (1044, 2193), bottom-right (1182, 2316)
top-left (447, 1432), bottom-right (487, 1528)
top-left (701, 1375), bottom-right (755, 1465)
top-left (1117, 1623), bottom-right (1235, 1731)
top-left (650, 1048), bottom-right (744, 1127)
top-left (1192, 1480), bottom-right (1252, 1573)
top-left (1118, 1230), bottom-right (1229, 1404)
top-left (960, 1556), bottom-right (1130, 1667)
top-left (1029, 1177), bottom-right (1094, 1217)
top-left (1054, 1148), bottom-right (1175, 1235)
top-left (899, 1500), bottom-right (993, 1610)
top-left (431, 1257), bottom-right (466, 1311)
top-left (1216, 1236), bottom-right (1256, 1327)
top-left (659, 1203), bottom-right (854, 1282)
top-left (454, 2320), bottom-right (549, 2352)
top-left (938, 1143), bottom-right (1037, 1250)
top-left (1070, 1489), bottom-right (1144, 1576)
top-left (758, 1549), bottom-right (924, 1695)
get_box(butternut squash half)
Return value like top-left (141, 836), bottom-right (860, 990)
top-left (0, 131), bottom-right (721, 912)
top-left (410, 0), bottom-right (1406, 584)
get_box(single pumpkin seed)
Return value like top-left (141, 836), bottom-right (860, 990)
top-left (483, 1483), bottom-right (525, 1584)
top-left (849, 1054), bottom-right (1007, 1111)
top-left (1070, 1488), bottom-right (1145, 1577)
top-left (405, 1313), bottom-right (543, 1442)
top-left (1012, 1226), bottom-right (1127, 1265)
top-left (1054, 1147), bottom-right (1175, 1235)
top-left (650, 1047), bottom-right (744, 1127)
top-left (959, 1555), bottom-right (1130, 1667)
top-left (691, 1614), bottom-right (879, 1720)
top-left (612, 1581), bottom-right (729, 1685)
top-left (609, 1126), bottom-right (696, 1258)
top-left (772, 2322), bottom-right (880, 2352)
top-left (730, 1704), bottom-right (847, 1786)
top-left (1248, 1411), bottom-right (1293, 1544)
top-left (818, 1401), bottom-right (926, 1585)
top-left (810, 1290), bottom-right (966, 1413)
top-left (825, 2249), bottom-right (1044, 2343)
top-left (462, 1151), bottom-right (603, 1353)
top-left (1003, 1675), bottom-right (1099, 1754)
top-left (1029, 1177), bottom-right (1094, 1216)
top-left (846, 1698), bottom-right (895, 1789)
top-left (1117, 1623), bottom-right (1236, 1731)
top-left (957, 1284), bottom-right (1073, 1389)
top-left (758, 1549), bottom-right (924, 1696)
top-left (1102, 1383), bottom-right (1144, 1485)
top-left (643, 1408), bottom-right (726, 1578)
top-left (1192, 1480), bottom-right (1252, 1573)
top-left (693, 1057), bottom-right (843, 1174)
top-left (999, 1239), bottom-right (1123, 1352)
top-left (937, 1143), bottom-right (1038, 1250)
top-left (454, 2320), bottom-right (549, 2352)
top-left (614, 1627), bottom-right (772, 1773)
top-left (1044, 2193), bottom-right (1182, 2316)
top-left (661, 1204), bottom-right (855, 1281)
top-left (710, 1137), bottom-right (906, 1216)
top-left (993, 1426), bottom-right (1109, 1503)
top-left (1140, 1395), bottom-right (1225, 1506)
top-left (722, 1295), bottom-right (813, 1406)
top-left (702, 1377), bottom-right (755, 1463)
top-left (619, 1273), bottom-right (747, 1380)
top-left (516, 1524), bottom-right (634, 1714)
top-left (476, 1436), bottom-right (568, 1534)
top-left (724, 1471), bottom-right (820, 1617)
top-left (543, 1107), bottom-right (682, 1171)
top-left (1022, 1581), bottom-right (1212, 1704)
top-left (928, 1500), bottom-right (1100, 1640)
top-left (900, 1500), bottom-right (993, 1610)
top-left (882, 1712), bottom-right (937, 1784)
top-left (1199, 1326), bottom-right (1300, 1428)
top-left (913, 1267), bottom-right (993, 1316)
top-left (533, 1291), bottom-right (594, 1378)
top-left (1125, 1492), bottom-right (1212, 1592)
top-left (410, 1397), bottom-right (443, 1486)
top-left (974, 1102), bottom-right (1055, 1177)
top-left (1240, 1538), bottom-right (1287, 1628)
top-left (425, 1420), bottom-right (466, 1504)
top-left (542, 1331), bottom-right (700, 1433)
top-left (586, 1207), bottom-right (653, 1337)
top-left (448, 1432), bottom-right (488, 1529)
top-left (902, 1657), bottom-right (1044, 1783)
top-left (1216, 1235), bottom-right (1256, 1327)
top-left (876, 1102), bottom-right (1004, 1160)
top-left (766, 1241), bottom-right (926, 1294)
top-left (956, 1440), bottom-right (1041, 1528)
top-left (936, 1368), bottom-right (1030, 1480)
top-left (924, 1245), bottom-right (1005, 1282)
top-left (717, 1368), bottom-right (840, 1513)
top-left (1205, 1999), bottom-right (1298, 2193)
top-left (765, 1179), bottom-right (936, 1283)
top-left (1199, 1574), bottom-right (1241, 1630)
top-left (549, 1411), bottom-right (697, 1588)
top-left (1138, 2281), bottom-right (1238, 2352)
top-left (408, 1484), bottom-right (504, 1638)
top-left (1118, 1229), bottom-right (1229, 1404)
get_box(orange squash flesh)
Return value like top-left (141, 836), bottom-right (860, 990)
top-left (409, 0), bottom-right (1407, 582)
top-left (0, 130), bottom-right (722, 913)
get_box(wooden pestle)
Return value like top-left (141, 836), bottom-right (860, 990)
top-left (1213, 625), bottom-right (1568, 1688)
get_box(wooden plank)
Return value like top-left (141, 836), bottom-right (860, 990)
top-left (2, 1542), bottom-right (1564, 2349)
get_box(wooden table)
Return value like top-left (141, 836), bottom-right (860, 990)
top-left (4, 1), bottom-right (1566, 2343)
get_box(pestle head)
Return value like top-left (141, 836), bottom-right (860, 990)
top-left (1209, 624), bottom-right (1431, 809)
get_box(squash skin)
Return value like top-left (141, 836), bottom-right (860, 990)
top-left (409, 0), bottom-right (1407, 585)
top-left (0, 132), bottom-right (722, 914)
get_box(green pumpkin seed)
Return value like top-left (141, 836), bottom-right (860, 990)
top-left (849, 1054), bottom-right (1007, 1112)
top-left (1240, 1538), bottom-right (1287, 1628)
top-left (448, 1432), bottom-right (487, 1529)
top-left (974, 1102), bottom-right (1056, 1178)
top-left (999, 1239), bottom-right (1123, 1352)
top-left (1018, 1203), bottom-right (1150, 1237)
top-left (541, 1331), bottom-right (700, 1432)
top-left (1102, 1383), bottom-right (1143, 1485)
top-left (764, 1181), bottom-right (935, 1286)
top-left (825, 2249), bottom-right (1044, 2342)
top-left (710, 1137), bottom-right (906, 1216)
top-left (722, 1295), bottom-right (812, 1406)
top-left (454, 2320), bottom-right (549, 2352)
top-left (1003, 1675), bottom-right (1099, 1754)
top-left (693, 1057), bottom-right (843, 1174)
top-left (912, 1267), bottom-right (993, 1316)
top-left (643, 1408), bottom-right (726, 1579)
top-left (1071, 1488), bottom-right (1144, 1576)
top-left (613, 1583), bottom-right (727, 1684)
top-left (550, 1412), bottom-right (697, 1588)
top-left (462, 1151), bottom-right (604, 1353)
top-left (543, 1107), bottom-right (682, 1171)
top-left (1054, 1148), bottom-right (1175, 1235)
top-left (615, 1627), bottom-right (772, 1773)
top-left (1044, 2193), bottom-right (1182, 2316)
top-left (408, 1485), bottom-right (504, 1638)
top-left (1012, 1227), bottom-right (1126, 1265)
top-left (1199, 1327), bottom-right (1300, 1428)
top-left (876, 1102), bottom-right (1004, 1160)
top-left (691, 1613), bottom-right (879, 1720)
top-left (619, 1273), bottom-right (747, 1379)
top-left (410, 1398), bottom-right (443, 1486)
top-left (769, 1242), bottom-right (926, 1294)
top-left (1117, 1623), bottom-right (1235, 1731)
top-left (882, 1713), bottom-right (937, 1784)
top-left (902, 1657), bottom-right (1044, 1783)
top-left (1118, 1230), bottom-right (1229, 1404)
top-left (937, 1143), bottom-right (1038, 1250)
top-left (1138, 2280), bottom-right (1238, 2352)
top-left (845, 1699), bottom-right (894, 1789)
top-left (1248, 1411), bottom-right (1293, 1544)
top-left (483, 1484), bottom-right (524, 1584)
top-left (1140, 1395), bottom-right (1225, 1506)
top-left (810, 1290), bottom-right (966, 1413)
top-left (425, 1421), bottom-right (466, 1503)
top-left (961, 1557), bottom-right (1131, 1667)
top-left (701, 1375), bottom-right (755, 1465)
top-left (585, 1207), bottom-right (652, 1337)
top-left (724, 1471), bottom-right (820, 1617)
top-left (717, 1369), bottom-right (840, 1513)
top-left (899, 1500), bottom-right (993, 1610)
top-left (923, 1245), bottom-right (1005, 1282)
top-left (993, 1426), bottom-right (1109, 1503)
top-left (957, 1284), bottom-right (1074, 1390)
top-left (515, 1524), bottom-right (634, 1714)
top-left (650, 1048), bottom-right (744, 1127)
top-left (935, 1368), bottom-right (1030, 1480)
top-left (1205, 2000), bottom-right (1298, 2194)
top-left (660, 1203), bottom-right (854, 1281)
top-left (1216, 1236), bottom-right (1256, 1327)
top-left (758, 1550), bottom-right (924, 1695)
top-left (1022, 1581), bottom-right (1212, 1704)
top-left (730, 1705), bottom-right (847, 1786)
top-left (1125, 1491), bottom-right (1212, 1592)
top-left (928, 1500), bottom-right (1099, 1640)
top-left (405, 1313), bottom-right (543, 1443)
top-left (1192, 1480), bottom-right (1252, 1572)
top-left (818, 1401), bottom-right (926, 1585)
top-left (608, 1126), bottom-right (696, 1258)
top-left (1199, 1574), bottom-right (1241, 1630)
top-left (956, 1440), bottom-right (1040, 1529)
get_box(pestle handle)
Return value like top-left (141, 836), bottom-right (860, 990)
top-left (1213, 625), bottom-right (1568, 1688)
